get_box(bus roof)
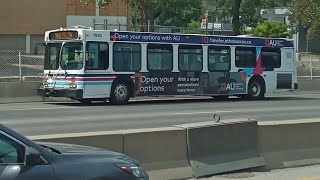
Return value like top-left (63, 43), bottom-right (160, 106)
top-left (45, 28), bottom-right (294, 48)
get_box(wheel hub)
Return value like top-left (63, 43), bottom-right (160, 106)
top-left (252, 82), bottom-right (261, 96)
top-left (115, 84), bottom-right (128, 100)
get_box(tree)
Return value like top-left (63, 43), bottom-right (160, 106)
top-left (252, 20), bottom-right (290, 38)
top-left (205, 0), bottom-right (289, 35)
top-left (156, 0), bottom-right (203, 28)
top-left (184, 20), bottom-right (205, 34)
top-left (288, 0), bottom-right (320, 38)
top-left (84, 0), bottom-right (203, 32)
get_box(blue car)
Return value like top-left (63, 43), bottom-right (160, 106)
top-left (0, 124), bottom-right (149, 180)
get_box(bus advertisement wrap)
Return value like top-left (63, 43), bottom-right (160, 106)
top-left (110, 32), bottom-right (294, 47)
top-left (135, 72), bottom-right (247, 96)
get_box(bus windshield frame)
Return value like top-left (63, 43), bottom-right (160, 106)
top-left (44, 43), bottom-right (62, 70)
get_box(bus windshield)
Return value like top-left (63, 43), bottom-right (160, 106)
top-left (44, 43), bottom-right (61, 70)
top-left (60, 42), bottom-right (84, 70)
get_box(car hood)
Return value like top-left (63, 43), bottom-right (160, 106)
top-left (36, 141), bottom-right (140, 166)
top-left (36, 141), bottom-right (122, 155)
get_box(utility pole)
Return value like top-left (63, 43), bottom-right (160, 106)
top-left (205, 10), bottom-right (209, 35)
top-left (96, 0), bottom-right (99, 17)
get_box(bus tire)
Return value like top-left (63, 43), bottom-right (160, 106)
top-left (247, 78), bottom-right (265, 100)
top-left (110, 82), bottom-right (130, 105)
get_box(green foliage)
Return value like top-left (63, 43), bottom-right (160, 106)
top-left (156, 0), bottom-right (203, 27)
top-left (252, 20), bottom-right (290, 38)
top-left (288, 0), bottom-right (320, 38)
top-left (205, 0), bottom-right (289, 35)
top-left (184, 20), bottom-right (204, 34)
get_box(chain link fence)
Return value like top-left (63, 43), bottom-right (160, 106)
top-left (0, 50), bottom-right (44, 82)
top-left (297, 53), bottom-right (320, 79)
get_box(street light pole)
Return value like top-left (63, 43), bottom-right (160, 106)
top-left (96, 0), bottom-right (99, 17)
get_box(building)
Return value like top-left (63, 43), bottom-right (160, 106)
top-left (0, 0), bottom-right (131, 53)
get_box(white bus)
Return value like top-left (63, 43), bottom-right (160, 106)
top-left (37, 26), bottom-right (298, 104)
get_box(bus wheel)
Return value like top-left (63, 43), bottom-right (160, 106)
top-left (247, 79), bottom-right (265, 100)
top-left (110, 82), bottom-right (130, 105)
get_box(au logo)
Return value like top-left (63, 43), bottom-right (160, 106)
top-left (221, 82), bottom-right (236, 91)
top-left (265, 39), bottom-right (283, 47)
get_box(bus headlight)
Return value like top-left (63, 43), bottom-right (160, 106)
top-left (70, 82), bottom-right (77, 89)
top-left (43, 81), bottom-right (49, 87)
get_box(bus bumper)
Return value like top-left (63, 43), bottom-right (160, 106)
top-left (37, 88), bottom-right (83, 99)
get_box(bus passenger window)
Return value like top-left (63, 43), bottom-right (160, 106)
top-left (208, 46), bottom-right (231, 72)
top-left (113, 43), bottom-right (141, 72)
top-left (178, 45), bottom-right (203, 72)
top-left (235, 47), bottom-right (256, 68)
top-left (261, 47), bottom-right (281, 68)
top-left (147, 44), bottom-right (173, 71)
top-left (85, 42), bottom-right (109, 70)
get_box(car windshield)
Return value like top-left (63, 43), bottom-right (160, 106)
top-left (60, 42), bottom-right (84, 70)
top-left (44, 43), bottom-right (61, 70)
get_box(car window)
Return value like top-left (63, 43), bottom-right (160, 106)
top-left (0, 133), bottom-right (25, 164)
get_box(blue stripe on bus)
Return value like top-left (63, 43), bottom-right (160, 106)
top-left (52, 81), bottom-right (70, 85)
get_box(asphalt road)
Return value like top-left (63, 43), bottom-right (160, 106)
top-left (1, 91), bottom-right (320, 136)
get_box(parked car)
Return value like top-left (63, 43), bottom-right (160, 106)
top-left (0, 124), bottom-right (149, 180)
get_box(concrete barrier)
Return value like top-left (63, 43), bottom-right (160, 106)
top-left (0, 82), bottom-right (42, 98)
top-left (177, 120), bottom-right (265, 177)
top-left (258, 119), bottom-right (320, 170)
top-left (123, 127), bottom-right (190, 170)
top-left (297, 78), bottom-right (320, 91)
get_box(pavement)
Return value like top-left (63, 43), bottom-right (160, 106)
top-left (1, 91), bottom-right (320, 136)
top-left (187, 165), bottom-right (320, 180)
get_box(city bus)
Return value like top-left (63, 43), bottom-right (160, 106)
top-left (37, 26), bottom-right (298, 104)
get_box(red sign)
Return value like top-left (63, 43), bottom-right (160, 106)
top-left (202, 19), bottom-right (206, 25)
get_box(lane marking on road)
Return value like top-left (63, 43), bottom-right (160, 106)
top-left (0, 106), bottom-right (80, 111)
top-left (172, 111), bottom-right (233, 115)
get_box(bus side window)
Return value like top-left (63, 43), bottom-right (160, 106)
top-left (208, 46), bottom-right (231, 72)
top-left (178, 45), bottom-right (203, 72)
top-left (261, 47), bottom-right (281, 68)
top-left (147, 44), bottom-right (173, 71)
top-left (235, 47), bottom-right (256, 68)
top-left (85, 42), bottom-right (109, 70)
top-left (113, 43), bottom-right (141, 72)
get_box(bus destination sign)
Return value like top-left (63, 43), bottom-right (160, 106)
top-left (49, 31), bottom-right (79, 40)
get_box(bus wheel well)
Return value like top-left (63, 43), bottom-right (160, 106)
top-left (112, 75), bottom-right (135, 97)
